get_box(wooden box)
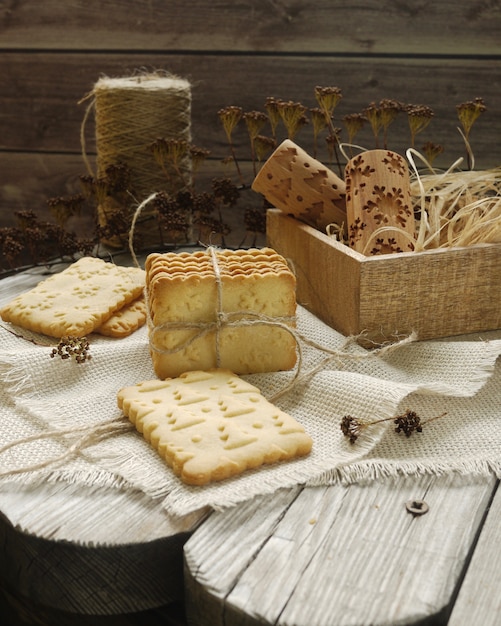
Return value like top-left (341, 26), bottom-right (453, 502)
top-left (267, 209), bottom-right (501, 342)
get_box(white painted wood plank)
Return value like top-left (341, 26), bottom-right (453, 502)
top-left (184, 475), bottom-right (496, 626)
top-left (448, 480), bottom-right (501, 626)
top-left (0, 482), bottom-right (203, 544)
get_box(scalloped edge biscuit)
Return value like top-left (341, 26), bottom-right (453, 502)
top-left (0, 257), bottom-right (145, 338)
top-left (117, 368), bottom-right (312, 485)
top-left (96, 295), bottom-right (147, 338)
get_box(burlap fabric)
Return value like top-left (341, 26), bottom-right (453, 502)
top-left (1, 306), bottom-right (500, 517)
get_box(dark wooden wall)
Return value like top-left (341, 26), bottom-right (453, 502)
top-left (1, 0), bottom-right (500, 236)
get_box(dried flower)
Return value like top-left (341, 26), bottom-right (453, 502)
top-left (394, 410), bottom-right (422, 436)
top-left (363, 102), bottom-right (384, 147)
top-left (340, 415), bottom-right (365, 444)
top-left (243, 111), bottom-right (269, 173)
top-left (379, 99), bottom-right (404, 148)
top-left (244, 206), bottom-right (267, 246)
top-left (47, 194), bottom-right (85, 228)
top-left (50, 336), bottom-right (92, 364)
top-left (150, 137), bottom-right (190, 183)
top-left (456, 98), bottom-right (486, 141)
top-left (314, 86), bottom-right (343, 118)
top-left (218, 106), bottom-right (243, 143)
top-left (340, 410), bottom-right (448, 444)
top-left (0, 230), bottom-right (24, 268)
top-left (277, 100), bottom-right (308, 140)
top-left (218, 106), bottom-right (244, 182)
top-left (243, 111), bottom-right (268, 141)
top-left (406, 104), bottom-right (434, 147)
top-left (189, 145), bottom-right (211, 174)
top-left (14, 210), bottom-right (39, 230)
top-left (211, 178), bottom-right (240, 206)
top-left (310, 107), bottom-right (329, 156)
top-left (102, 162), bottom-right (132, 194)
top-left (264, 97), bottom-right (282, 139)
top-left (253, 135), bottom-right (276, 162)
top-left (421, 141), bottom-right (445, 167)
top-left (343, 113), bottom-right (367, 146)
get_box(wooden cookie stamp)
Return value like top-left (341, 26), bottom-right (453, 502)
top-left (345, 149), bottom-right (416, 255)
top-left (252, 139), bottom-right (347, 233)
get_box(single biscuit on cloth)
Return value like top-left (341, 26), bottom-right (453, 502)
top-left (145, 247), bottom-right (297, 378)
top-left (117, 369), bottom-right (313, 485)
top-left (96, 295), bottom-right (147, 338)
top-left (0, 257), bottom-right (145, 338)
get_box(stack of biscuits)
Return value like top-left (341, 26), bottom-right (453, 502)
top-left (144, 247), bottom-right (298, 378)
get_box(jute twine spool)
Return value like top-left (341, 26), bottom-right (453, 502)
top-left (85, 72), bottom-right (192, 247)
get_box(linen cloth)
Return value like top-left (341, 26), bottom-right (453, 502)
top-left (1, 302), bottom-right (500, 518)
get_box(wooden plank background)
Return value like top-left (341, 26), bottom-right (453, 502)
top-left (1, 1), bottom-right (500, 236)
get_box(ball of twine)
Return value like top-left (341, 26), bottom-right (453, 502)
top-left (93, 72), bottom-right (192, 200)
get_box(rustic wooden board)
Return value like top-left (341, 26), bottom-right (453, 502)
top-left (0, 1), bottom-right (499, 55)
top-left (184, 475), bottom-right (497, 626)
top-left (448, 480), bottom-right (501, 626)
top-left (0, 53), bottom-right (499, 169)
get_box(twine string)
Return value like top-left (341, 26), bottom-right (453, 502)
top-left (209, 245), bottom-right (226, 368)
top-left (78, 90), bottom-right (97, 177)
top-left (0, 418), bottom-right (133, 479)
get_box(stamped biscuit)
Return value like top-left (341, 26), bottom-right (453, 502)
top-left (117, 369), bottom-right (312, 485)
top-left (145, 248), bottom-right (297, 378)
top-left (96, 295), bottom-right (147, 338)
top-left (0, 257), bottom-right (145, 338)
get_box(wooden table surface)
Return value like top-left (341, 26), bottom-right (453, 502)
top-left (1, 265), bottom-right (500, 626)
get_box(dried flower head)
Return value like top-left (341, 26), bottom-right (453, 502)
top-left (363, 102), bottom-right (385, 146)
top-left (406, 104), bottom-right (434, 147)
top-left (340, 415), bottom-right (365, 444)
top-left (456, 97), bottom-right (487, 140)
top-left (50, 336), bottom-right (92, 364)
top-left (314, 86), bottom-right (343, 117)
top-left (243, 110), bottom-right (269, 140)
top-left (264, 97), bottom-right (282, 138)
top-left (0, 230), bottom-right (24, 268)
top-left (47, 195), bottom-right (85, 228)
top-left (253, 135), bottom-right (276, 162)
top-left (421, 141), bottom-right (445, 166)
top-left (218, 106), bottom-right (244, 143)
top-left (14, 210), bottom-right (39, 229)
top-left (277, 100), bottom-right (308, 140)
top-left (102, 162), bottom-right (132, 194)
top-left (244, 206), bottom-right (267, 244)
top-left (151, 138), bottom-right (189, 169)
top-left (211, 178), bottom-right (240, 205)
top-left (343, 113), bottom-right (367, 145)
top-left (379, 99), bottom-right (404, 147)
top-left (394, 410), bottom-right (422, 436)
top-left (310, 107), bottom-right (329, 139)
top-left (189, 145), bottom-right (211, 174)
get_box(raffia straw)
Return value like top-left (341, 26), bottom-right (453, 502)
top-left (407, 148), bottom-right (501, 250)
